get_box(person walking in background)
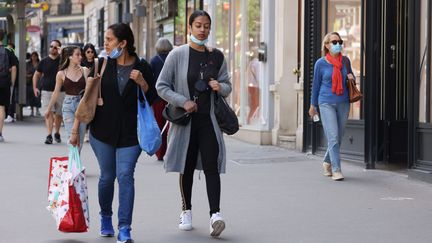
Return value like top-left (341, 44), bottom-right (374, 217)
top-left (45, 46), bottom-right (89, 151)
top-left (4, 43), bottom-right (18, 123)
top-left (81, 43), bottom-right (98, 142)
top-left (81, 43), bottom-right (98, 76)
top-left (156, 10), bottom-right (231, 238)
top-left (308, 32), bottom-right (355, 181)
top-left (26, 51), bottom-right (41, 117)
top-left (150, 37), bottom-right (173, 161)
top-left (70, 23), bottom-right (157, 243)
top-left (0, 29), bottom-right (17, 142)
top-left (33, 39), bottom-right (63, 144)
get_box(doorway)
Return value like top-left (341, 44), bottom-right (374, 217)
top-left (378, 0), bottom-right (409, 167)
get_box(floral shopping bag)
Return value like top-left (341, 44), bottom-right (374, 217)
top-left (47, 146), bottom-right (90, 232)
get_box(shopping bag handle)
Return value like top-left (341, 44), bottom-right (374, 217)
top-left (68, 145), bottom-right (82, 172)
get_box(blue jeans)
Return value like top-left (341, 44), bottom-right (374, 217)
top-left (62, 95), bottom-right (86, 150)
top-left (89, 133), bottom-right (141, 229)
top-left (319, 102), bottom-right (350, 172)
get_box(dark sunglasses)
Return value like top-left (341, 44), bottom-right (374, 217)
top-left (86, 50), bottom-right (94, 54)
top-left (50, 45), bottom-right (59, 49)
top-left (330, 40), bottom-right (343, 45)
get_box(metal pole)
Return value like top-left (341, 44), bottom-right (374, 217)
top-left (16, 0), bottom-right (27, 120)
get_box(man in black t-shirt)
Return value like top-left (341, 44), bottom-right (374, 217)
top-left (33, 40), bottom-right (63, 144)
top-left (0, 29), bottom-right (18, 142)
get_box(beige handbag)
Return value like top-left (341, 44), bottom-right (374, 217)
top-left (75, 58), bottom-right (107, 124)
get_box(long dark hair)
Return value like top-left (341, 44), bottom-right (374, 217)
top-left (188, 10), bottom-right (212, 26)
top-left (30, 51), bottom-right (40, 63)
top-left (59, 45), bottom-right (81, 71)
top-left (107, 23), bottom-right (136, 55)
top-left (82, 43), bottom-right (97, 60)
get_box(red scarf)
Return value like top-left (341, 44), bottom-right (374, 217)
top-left (325, 53), bottom-right (343, 96)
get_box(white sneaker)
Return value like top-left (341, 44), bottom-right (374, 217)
top-left (332, 171), bottom-right (344, 181)
top-left (323, 162), bottom-right (332, 177)
top-left (4, 115), bottom-right (14, 123)
top-left (179, 210), bottom-right (192, 231)
top-left (209, 212), bottom-right (225, 237)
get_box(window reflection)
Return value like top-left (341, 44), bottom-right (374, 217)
top-left (419, 0), bottom-right (431, 123)
top-left (327, 0), bottom-right (362, 119)
top-left (232, 0), bottom-right (261, 126)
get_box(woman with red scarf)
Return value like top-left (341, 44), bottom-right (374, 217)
top-left (309, 32), bottom-right (355, 181)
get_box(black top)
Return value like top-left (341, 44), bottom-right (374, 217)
top-left (150, 53), bottom-right (168, 80)
top-left (90, 55), bottom-right (157, 148)
top-left (0, 47), bottom-right (18, 87)
top-left (187, 47), bottom-right (224, 114)
top-left (37, 56), bottom-right (60, 91)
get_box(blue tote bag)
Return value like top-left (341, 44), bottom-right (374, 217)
top-left (137, 88), bottom-right (162, 155)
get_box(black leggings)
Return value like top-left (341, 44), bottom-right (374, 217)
top-left (180, 113), bottom-right (220, 216)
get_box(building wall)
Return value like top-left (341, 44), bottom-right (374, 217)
top-left (272, 0), bottom-right (301, 149)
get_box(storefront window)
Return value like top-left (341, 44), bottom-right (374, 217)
top-left (326, 0), bottom-right (362, 120)
top-left (232, 0), bottom-right (261, 126)
top-left (419, 0), bottom-right (431, 123)
top-left (175, 0), bottom-right (186, 45)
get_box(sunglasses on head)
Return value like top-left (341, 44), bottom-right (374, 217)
top-left (330, 40), bottom-right (343, 45)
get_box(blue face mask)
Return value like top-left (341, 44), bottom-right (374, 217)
top-left (330, 43), bottom-right (343, 54)
top-left (109, 46), bottom-right (123, 59)
top-left (190, 34), bottom-right (208, 46)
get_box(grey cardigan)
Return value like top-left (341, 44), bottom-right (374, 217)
top-left (156, 44), bottom-right (232, 173)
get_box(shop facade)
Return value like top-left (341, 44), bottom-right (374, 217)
top-left (303, 0), bottom-right (432, 180)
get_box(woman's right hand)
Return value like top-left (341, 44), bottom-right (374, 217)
top-left (309, 105), bottom-right (318, 118)
top-left (183, 100), bottom-right (197, 113)
top-left (44, 109), bottom-right (52, 119)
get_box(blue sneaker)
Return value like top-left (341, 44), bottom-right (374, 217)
top-left (100, 215), bottom-right (115, 237)
top-left (117, 226), bottom-right (133, 243)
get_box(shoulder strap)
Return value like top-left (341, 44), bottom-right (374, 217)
top-left (93, 58), bottom-right (99, 78)
top-left (343, 56), bottom-right (351, 74)
top-left (157, 55), bottom-right (165, 64)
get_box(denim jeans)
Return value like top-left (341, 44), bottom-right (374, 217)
top-left (89, 133), bottom-right (142, 229)
top-left (319, 102), bottom-right (350, 172)
top-left (62, 95), bottom-right (86, 150)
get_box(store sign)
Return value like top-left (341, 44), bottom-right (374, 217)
top-left (27, 25), bottom-right (41, 32)
top-left (154, 0), bottom-right (171, 21)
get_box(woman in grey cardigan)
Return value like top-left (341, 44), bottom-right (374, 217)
top-left (156, 10), bottom-right (231, 238)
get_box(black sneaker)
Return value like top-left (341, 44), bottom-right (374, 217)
top-left (45, 135), bottom-right (53, 144)
top-left (54, 133), bottom-right (61, 143)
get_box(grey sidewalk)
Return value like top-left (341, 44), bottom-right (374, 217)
top-left (1, 117), bottom-right (432, 243)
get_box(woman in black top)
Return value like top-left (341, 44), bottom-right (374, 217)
top-left (70, 23), bottom-right (157, 243)
top-left (26, 51), bottom-right (41, 116)
top-left (81, 43), bottom-right (97, 77)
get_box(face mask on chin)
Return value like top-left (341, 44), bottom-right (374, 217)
top-left (190, 34), bottom-right (208, 46)
top-left (109, 45), bottom-right (124, 59)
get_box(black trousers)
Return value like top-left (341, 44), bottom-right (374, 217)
top-left (180, 113), bottom-right (220, 216)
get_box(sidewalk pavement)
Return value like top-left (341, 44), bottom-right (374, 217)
top-left (1, 116), bottom-right (432, 243)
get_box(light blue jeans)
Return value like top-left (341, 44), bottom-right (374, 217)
top-left (89, 133), bottom-right (142, 229)
top-left (319, 102), bottom-right (350, 172)
top-left (62, 95), bottom-right (86, 150)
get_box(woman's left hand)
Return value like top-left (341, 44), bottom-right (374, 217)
top-left (130, 69), bottom-right (149, 92)
top-left (208, 78), bottom-right (220, 92)
top-left (69, 132), bottom-right (80, 147)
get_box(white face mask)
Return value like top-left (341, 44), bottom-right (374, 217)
top-left (190, 34), bottom-right (208, 46)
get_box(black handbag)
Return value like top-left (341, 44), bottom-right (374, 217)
top-left (162, 104), bottom-right (191, 125)
top-left (214, 92), bottom-right (239, 135)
